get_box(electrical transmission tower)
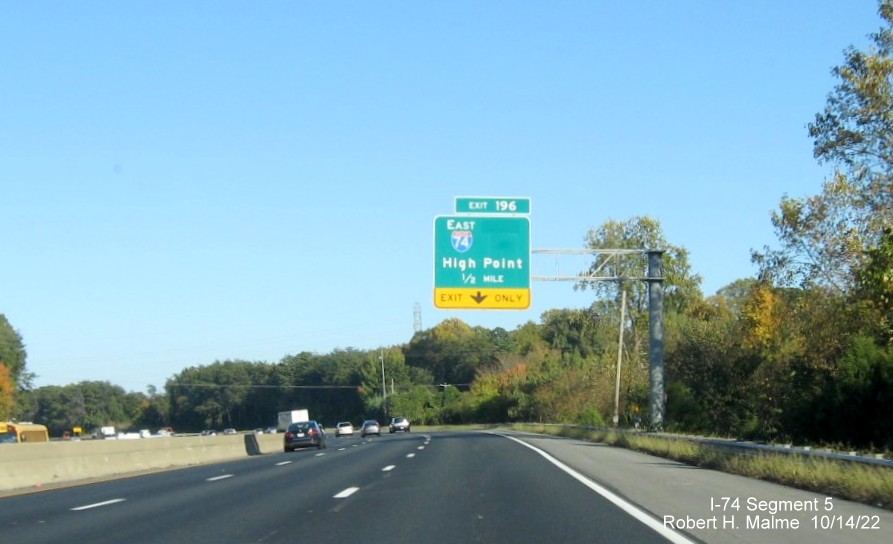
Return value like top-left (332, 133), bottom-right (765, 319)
top-left (413, 302), bottom-right (422, 333)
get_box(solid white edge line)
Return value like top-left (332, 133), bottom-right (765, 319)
top-left (334, 487), bottom-right (360, 499)
top-left (71, 499), bottom-right (126, 511)
top-left (496, 433), bottom-right (696, 544)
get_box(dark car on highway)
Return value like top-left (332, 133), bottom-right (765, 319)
top-left (283, 420), bottom-right (327, 452)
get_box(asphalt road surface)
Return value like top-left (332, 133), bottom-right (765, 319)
top-left (1, 430), bottom-right (890, 544)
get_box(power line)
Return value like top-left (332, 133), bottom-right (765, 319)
top-left (167, 383), bottom-right (359, 390)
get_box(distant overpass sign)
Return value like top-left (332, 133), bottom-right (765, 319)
top-left (433, 214), bottom-right (531, 309)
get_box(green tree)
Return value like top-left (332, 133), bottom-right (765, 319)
top-left (824, 337), bottom-right (893, 449)
top-left (286, 349), bottom-right (364, 422)
top-left (578, 216), bottom-right (703, 312)
top-left (665, 307), bottom-right (758, 436)
top-left (133, 385), bottom-right (170, 429)
top-left (0, 364), bottom-right (14, 419)
top-left (404, 319), bottom-right (505, 386)
top-left (539, 308), bottom-right (604, 361)
top-left (530, 366), bottom-right (606, 426)
top-left (714, 278), bottom-right (759, 317)
top-left (511, 321), bottom-right (549, 356)
top-left (0, 314), bottom-right (31, 390)
top-left (755, 1), bottom-right (893, 291)
top-left (855, 227), bottom-right (893, 343)
top-left (386, 385), bottom-right (440, 424)
top-left (30, 386), bottom-right (68, 435)
top-left (22, 381), bottom-right (131, 436)
top-left (169, 360), bottom-right (280, 431)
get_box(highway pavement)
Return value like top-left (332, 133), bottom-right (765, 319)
top-left (1, 430), bottom-right (890, 544)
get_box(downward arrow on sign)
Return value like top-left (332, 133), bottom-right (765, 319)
top-left (471, 292), bottom-right (488, 304)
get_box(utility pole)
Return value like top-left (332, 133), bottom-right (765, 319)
top-left (380, 349), bottom-right (387, 418)
top-left (613, 288), bottom-right (627, 427)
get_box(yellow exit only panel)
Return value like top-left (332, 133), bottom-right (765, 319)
top-left (434, 288), bottom-right (530, 310)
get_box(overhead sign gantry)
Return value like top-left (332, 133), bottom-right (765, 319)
top-left (431, 196), bottom-right (666, 429)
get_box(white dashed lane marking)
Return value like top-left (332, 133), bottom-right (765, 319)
top-left (71, 499), bottom-right (126, 511)
top-left (334, 487), bottom-right (359, 499)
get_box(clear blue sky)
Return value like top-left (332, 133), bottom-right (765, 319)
top-left (1, 1), bottom-right (882, 391)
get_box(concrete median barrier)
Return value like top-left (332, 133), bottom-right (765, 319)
top-left (0, 433), bottom-right (284, 492)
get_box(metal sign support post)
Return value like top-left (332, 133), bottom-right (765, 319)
top-left (646, 251), bottom-right (665, 430)
top-left (532, 248), bottom-right (665, 429)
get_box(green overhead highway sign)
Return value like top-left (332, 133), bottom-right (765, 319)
top-left (433, 215), bottom-right (530, 309)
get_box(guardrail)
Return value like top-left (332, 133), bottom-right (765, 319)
top-left (530, 423), bottom-right (892, 468)
top-left (672, 433), bottom-right (893, 468)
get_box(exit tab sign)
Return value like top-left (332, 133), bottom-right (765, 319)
top-left (455, 197), bottom-right (531, 215)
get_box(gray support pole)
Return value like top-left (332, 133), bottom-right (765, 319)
top-left (647, 251), bottom-right (665, 430)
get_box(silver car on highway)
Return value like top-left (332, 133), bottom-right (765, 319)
top-left (360, 420), bottom-right (380, 437)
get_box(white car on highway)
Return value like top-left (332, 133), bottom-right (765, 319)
top-left (335, 422), bottom-right (354, 437)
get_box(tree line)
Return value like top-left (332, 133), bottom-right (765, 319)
top-left (2, 1), bottom-right (891, 450)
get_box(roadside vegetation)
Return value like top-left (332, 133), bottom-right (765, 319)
top-left (505, 423), bottom-right (893, 511)
top-left (2, 1), bottom-right (892, 502)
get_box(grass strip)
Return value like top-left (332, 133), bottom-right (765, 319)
top-left (500, 423), bottom-right (893, 510)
